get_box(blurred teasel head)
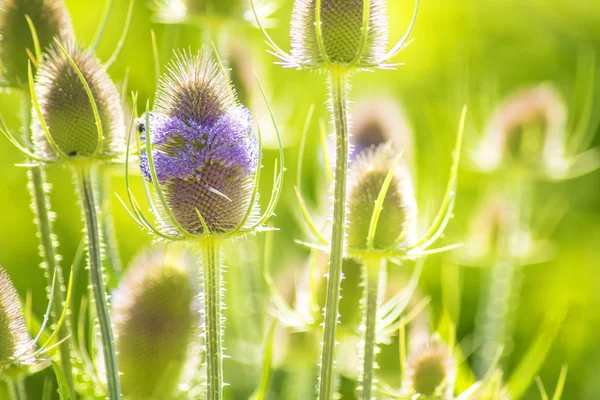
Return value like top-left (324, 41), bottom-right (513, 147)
top-left (152, 0), bottom-right (274, 26)
top-left (405, 337), bottom-right (455, 398)
top-left (290, 0), bottom-right (388, 69)
top-left (111, 245), bottom-right (200, 399)
top-left (0, 267), bottom-right (33, 377)
top-left (30, 41), bottom-right (126, 163)
top-left (346, 143), bottom-right (417, 254)
top-left (137, 50), bottom-right (267, 238)
top-left (0, 0), bottom-right (73, 86)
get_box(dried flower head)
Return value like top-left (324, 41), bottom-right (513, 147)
top-left (111, 245), bottom-right (200, 399)
top-left (290, 0), bottom-right (388, 69)
top-left (0, 0), bottom-right (73, 86)
top-left (0, 267), bottom-right (33, 377)
top-left (153, 0), bottom-right (273, 26)
top-left (405, 337), bottom-right (455, 398)
top-left (473, 84), bottom-right (567, 174)
top-left (139, 50), bottom-right (259, 236)
top-left (31, 41), bottom-right (125, 163)
top-left (346, 143), bottom-right (417, 253)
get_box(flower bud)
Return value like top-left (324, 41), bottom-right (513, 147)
top-left (0, 267), bottom-right (33, 377)
top-left (290, 0), bottom-right (388, 69)
top-left (346, 143), bottom-right (417, 252)
top-left (405, 337), bottom-right (455, 398)
top-left (111, 245), bottom-right (200, 399)
top-left (0, 0), bottom-right (73, 86)
top-left (139, 50), bottom-right (259, 236)
top-left (31, 41), bottom-right (126, 162)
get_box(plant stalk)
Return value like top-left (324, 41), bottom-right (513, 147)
top-left (200, 238), bottom-right (224, 400)
top-left (360, 257), bottom-right (385, 400)
top-left (75, 164), bottom-right (121, 399)
top-left (318, 67), bottom-right (350, 400)
top-left (21, 93), bottom-right (76, 397)
top-left (6, 379), bottom-right (27, 400)
top-left (99, 168), bottom-right (122, 288)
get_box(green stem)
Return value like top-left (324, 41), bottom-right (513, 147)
top-left (21, 93), bottom-right (76, 397)
top-left (75, 165), bottom-right (121, 399)
top-left (360, 257), bottom-right (384, 400)
top-left (201, 238), bottom-right (224, 400)
top-left (6, 379), bottom-right (27, 400)
top-left (99, 169), bottom-right (122, 288)
top-left (318, 67), bottom-right (350, 400)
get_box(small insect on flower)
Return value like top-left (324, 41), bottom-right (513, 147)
top-left (405, 337), bottom-right (455, 398)
top-left (346, 143), bottom-right (417, 253)
top-left (0, 267), bottom-right (33, 378)
top-left (111, 245), bottom-right (200, 399)
top-left (30, 41), bottom-right (126, 163)
top-left (0, 0), bottom-right (73, 86)
top-left (136, 50), bottom-right (264, 238)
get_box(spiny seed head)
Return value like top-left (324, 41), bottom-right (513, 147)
top-left (0, 267), bottom-right (33, 377)
top-left (474, 83), bottom-right (567, 173)
top-left (31, 41), bottom-right (126, 162)
top-left (290, 0), bottom-right (388, 69)
top-left (406, 337), bottom-right (455, 398)
top-left (140, 50), bottom-right (259, 236)
top-left (111, 245), bottom-right (200, 399)
top-left (152, 0), bottom-right (271, 25)
top-left (0, 0), bottom-right (73, 86)
top-left (346, 143), bottom-right (417, 252)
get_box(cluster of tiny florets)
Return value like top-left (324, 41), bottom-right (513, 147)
top-left (31, 41), bottom-right (125, 162)
top-left (140, 51), bottom-right (259, 236)
top-left (290, 0), bottom-right (389, 69)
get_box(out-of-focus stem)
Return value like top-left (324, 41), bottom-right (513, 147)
top-left (318, 67), bottom-right (350, 400)
top-left (75, 164), bottom-right (121, 399)
top-left (6, 378), bottom-right (27, 400)
top-left (200, 238), bottom-right (224, 400)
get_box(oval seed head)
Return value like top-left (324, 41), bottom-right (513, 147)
top-left (139, 50), bottom-right (259, 236)
top-left (290, 0), bottom-right (388, 69)
top-left (0, 0), bottom-right (73, 86)
top-left (111, 245), bottom-right (200, 399)
top-left (346, 143), bottom-right (417, 252)
top-left (405, 337), bottom-right (455, 398)
top-left (31, 41), bottom-right (126, 162)
top-left (0, 267), bottom-right (33, 377)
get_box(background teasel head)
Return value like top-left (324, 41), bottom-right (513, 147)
top-left (346, 143), bottom-right (417, 253)
top-left (0, 267), bottom-right (34, 377)
top-left (405, 337), bottom-right (455, 398)
top-left (152, 0), bottom-right (275, 26)
top-left (132, 49), bottom-right (283, 240)
top-left (290, 0), bottom-right (388, 69)
top-left (0, 0), bottom-right (73, 86)
top-left (110, 244), bottom-right (200, 399)
top-left (30, 41), bottom-right (125, 163)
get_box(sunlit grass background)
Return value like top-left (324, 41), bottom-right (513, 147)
top-left (0, 0), bottom-right (599, 398)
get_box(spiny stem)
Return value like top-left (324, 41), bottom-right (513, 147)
top-left (360, 257), bottom-right (385, 400)
top-left (318, 67), bottom-right (350, 400)
top-left (6, 378), bottom-right (27, 400)
top-left (99, 168), bottom-right (122, 288)
top-left (200, 238), bottom-right (224, 400)
top-left (21, 93), bottom-right (75, 397)
top-left (75, 165), bottom-right (121, 399)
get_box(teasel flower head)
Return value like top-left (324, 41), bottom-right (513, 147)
top-left (111, 245), bottom-right (200, 399)
top-left (29, 40), bottom-right (126, 164)
top-left (0, 268), bottom-right (33, 378)
top-left (472, 83), bottom-right (600, 180)
top-left (346, 143), bottom-right (417, 253)
top-left (127, 49), bottom-right (283, 241)
top-left (405, 337), bottom-right (455, 398)
top-left (0, 0), bottom-right (73, 87)
top-left (152, 0), bottom-right (275, 27)
top-left (252, 0), bottom-right (420, 70)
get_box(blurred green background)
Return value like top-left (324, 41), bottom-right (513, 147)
top-left (0, 0), bottom-right (599, 398)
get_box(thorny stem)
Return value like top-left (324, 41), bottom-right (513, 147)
top-left (6, 379), bottom-right (27, 400)
top-left (99, 168), bottom-right (122, 288)
top-left (21, 93), bottom-right (76, 397)
top-left (360, 257), bottom-right (385, 400)
top-left (200, 238), bottom-right (224, 400)
top-left (75, 165), bottom-right (121, 399)
top-left (319, 67), bottom-right (350, 400)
